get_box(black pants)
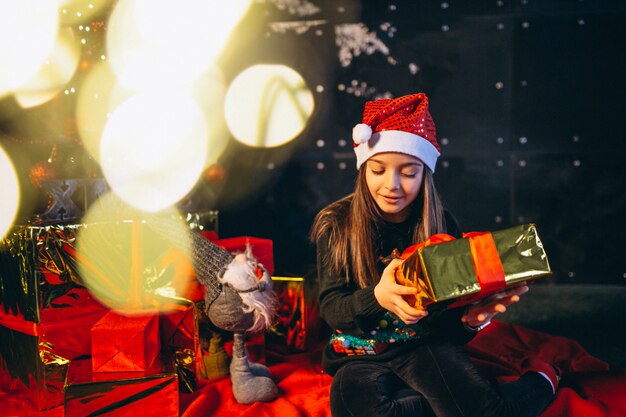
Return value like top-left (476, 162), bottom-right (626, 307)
top-left (330, 340), bottom-right (553, 417)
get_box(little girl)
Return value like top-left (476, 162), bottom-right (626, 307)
top-left (310, 93), bottom-right (558, 417)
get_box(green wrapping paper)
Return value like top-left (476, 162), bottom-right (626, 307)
top-left (397, 224), bottom-right (552, 308)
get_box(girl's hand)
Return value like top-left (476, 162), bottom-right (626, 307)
top-left (461, 283), bottom-right (529, 329)
top-left (374, 258), bottom-right (429, 324)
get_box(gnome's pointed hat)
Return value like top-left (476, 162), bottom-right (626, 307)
top-left (352, 93), bottom-right (440, 172)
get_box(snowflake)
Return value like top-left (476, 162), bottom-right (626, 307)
top-left (258, 0), bottom-right (321, 17)
top-left (337, 81), bottom-right (392, 100)
top-left (334, 23), bottom-right (391, 67)
top-left (269, 19), bottom-right (326, 35)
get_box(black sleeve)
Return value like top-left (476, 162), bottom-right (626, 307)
top-left (316, 232), bottom-right (387, 336)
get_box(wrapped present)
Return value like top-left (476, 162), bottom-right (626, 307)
top-left (395, 224), bottom-right (552, 309)
top-left (0, 309), bottom-right (107, 410)
top-left (91, 311), bottom-right (160, 373)
top-left (64, 358), bottom-right (178, 417)
top-left (0, 223), bottom-right (107, 323)
top-left (159, 298), bottom-right (202, 392)
top-left (213, 236), bottom-right (274, 275)
top-left (267, 276), bottom-right (323, 352)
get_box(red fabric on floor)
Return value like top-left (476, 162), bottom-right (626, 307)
top-left (1, 321), bottom-right (624, 416)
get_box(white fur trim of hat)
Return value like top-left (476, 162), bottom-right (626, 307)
top-left (353, 130), bottom-right (441, 172)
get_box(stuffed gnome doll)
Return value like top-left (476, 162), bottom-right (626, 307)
top-left (149, 217), bottom-right (279, 404)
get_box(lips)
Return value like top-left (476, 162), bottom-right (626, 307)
top-left (381, 195), bottom-right (402, 204)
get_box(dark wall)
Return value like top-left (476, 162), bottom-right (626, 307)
top-left (217, 0), bottom-right (626, 284)
top-left (1, 1), bottom-right (624, 285)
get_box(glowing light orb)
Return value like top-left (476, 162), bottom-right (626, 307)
top-left (0, 0), bottom-right (58, 98)
top-left (76, 61), bottom-right (137, 162)
top-left (14, 28), bottom-right (81, 108)
top-left (0, 146), bottom-right (20, 240)
top-left (181, 66), bottom-right (230, 167)
top-left (107, 0), bottom-right (252, 89)
top-left (224, 64), bottom-right (314, 148)
top-left (76, 194), bottom-right (193, 315)
top-left (100, 91), bottom-right (208, 212)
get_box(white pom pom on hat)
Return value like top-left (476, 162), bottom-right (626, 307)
top-left (352, 123), bottom-right (372, 145)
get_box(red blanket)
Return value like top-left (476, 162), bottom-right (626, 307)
top-left (1, 321), bottom-right (625, 416)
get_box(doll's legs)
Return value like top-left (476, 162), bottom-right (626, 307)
top-left (330, 361), bottom-right (436, 417)
top-left (388, 340), bottom-right (554, 417)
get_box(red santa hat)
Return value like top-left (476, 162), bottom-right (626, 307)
top-left (352, 93), bottom-right (440, 172)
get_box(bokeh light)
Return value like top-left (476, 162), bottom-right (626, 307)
top-left (107, 0), bottom-right (252, 89)
top-left (181, 66), bottom-right (230, 168)
top-left (224, 64), bottom-right (314, 148)
top-left (0, 146), bottom-right (20, 240)
top-left (100, 91), bottom-right (209, 212)
top-left (77, 63), bottom-right (230, 168)
top-left (0, 0), bottom-right (59, 98)
top-left (76, 61), bottom-right (138, 161)
top-left (58, 0), bottom-right (111, 25)
top-left (13, 27), bottom-right (81, 108)
top-left (76, 193), bottom-right (193, 315)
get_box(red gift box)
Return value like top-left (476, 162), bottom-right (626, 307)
top-left (159, 299), bottom-right (202, 392)
top-left (91, 311), bottom-right (160, 372)
top-left (267, 276), bottom-right (323, 352)
top-left (0, 309), bottom-right (107, 410)
top-left (64, 358), bottom-right (178, 417)
top-left (213, 236), bottom-right (274, 275)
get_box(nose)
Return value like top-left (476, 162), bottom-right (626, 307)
top-left (384, 172), bottom-right (400, 190)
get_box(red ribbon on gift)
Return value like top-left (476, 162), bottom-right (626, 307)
top-left (400, 233), bottom-right (455, 260)
top-left (0, 309), bottom-right (107, 336)
top-left (448, 231), bottom-right (507, 307)
top-left (401, 231), bottom-right (507, 307)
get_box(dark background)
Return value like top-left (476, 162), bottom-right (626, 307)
top-left (1, 0), bottom-right (625, 286)
top-left (219, 0), bottom-right (626, 286)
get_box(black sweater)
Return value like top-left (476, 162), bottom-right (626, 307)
top-left (316, 208), bottom-right (476, 376)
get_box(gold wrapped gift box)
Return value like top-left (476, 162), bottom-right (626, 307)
top-left (395, 224), bottom-right (552, 309)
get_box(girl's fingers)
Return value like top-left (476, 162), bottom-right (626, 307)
top-left (395, 285), bottom-right (418, 295)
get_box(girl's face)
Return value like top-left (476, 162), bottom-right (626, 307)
top-left (365, 152), bottom-right (424, 223)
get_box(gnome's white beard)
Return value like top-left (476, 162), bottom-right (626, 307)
top-left (220, 255), bottom-right (276, 334)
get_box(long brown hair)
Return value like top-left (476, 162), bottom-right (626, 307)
top-left (310, 165), bottom-right (446, 288)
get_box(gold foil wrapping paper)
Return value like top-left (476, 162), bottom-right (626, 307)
top-left (0, 224), bottom-right (95, 323)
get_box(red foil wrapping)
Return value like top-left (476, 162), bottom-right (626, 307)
top-left (267, 276), bottom-right (322, 352)
top-left (91, 311), bottom-right (160, 372)
top-left (0, 309), bottom-right (107, 410)
top-left (64, 358), bottom-right (178, 417)
top-left (159, 299), bottom-right (202, 393)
